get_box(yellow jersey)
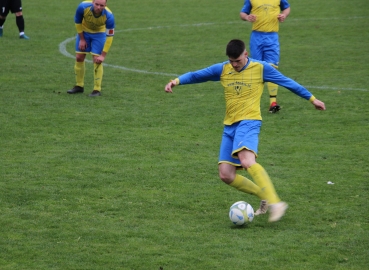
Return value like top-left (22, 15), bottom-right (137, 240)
top-left (241, 0), bottom-right (290, 32)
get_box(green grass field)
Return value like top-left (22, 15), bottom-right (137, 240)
top-left (1, 0), bottom-right (368, 269)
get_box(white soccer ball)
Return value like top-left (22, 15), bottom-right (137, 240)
top-left (229, 201), bottom-right (254, 225)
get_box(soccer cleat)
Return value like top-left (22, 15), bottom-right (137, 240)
top-left (19, 34), bottom-right (30, 40)
top-left (269, 102), bottom-right (281, 113)
top-left (89, 90), bottom-right (101, 97)
top-left (0, 28), bottom-right (3, 37)
top-left (254, 200), bottom-right (268, 216)
top-left (268, 201), bottom-right (288, 222)
top-left (67, 86), bottom-right (84, 94)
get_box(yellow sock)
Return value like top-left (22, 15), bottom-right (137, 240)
top-left (267, 82), bottom-right (278, 104)
top-left (247, 163), bottom-right (281, 204)
top-left (93, 63), bottom-right (103, 91)
top-left (74, 61), bottom-right (85, 87)
top-left (229, 174), bottom-right (263, 198)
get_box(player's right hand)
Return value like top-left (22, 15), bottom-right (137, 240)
top-left (79, 40), bottom-right (87, 51)
top-left (247, 14), bottom-right (257, 22)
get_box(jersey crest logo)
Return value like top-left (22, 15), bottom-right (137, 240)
top-left (261, 4), bottom-right (273, 15)
top-left (234, 86), bottom-right (242, 95)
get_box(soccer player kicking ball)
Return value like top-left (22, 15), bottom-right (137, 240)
top-left (67, 0), bottom-right (115, 97)
top-left (164, 39), bottom-right (326, 222)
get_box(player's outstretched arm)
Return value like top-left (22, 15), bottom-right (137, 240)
top-left (312, 99), bottom-right (326, 110)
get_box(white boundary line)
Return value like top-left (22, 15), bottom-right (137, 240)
top-left (59, 19), bottom-right (369, 92)
top-left (305, 86), bottom-right (368, 92)
top-left (58, 37), bottom-right (179, 77)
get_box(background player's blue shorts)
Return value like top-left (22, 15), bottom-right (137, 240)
top-left (250, 31), bottom-right (280, 66)
top-left (218, 120), bottom-right (261, 168)
top-left (75, 32), bottom-right (106, 55)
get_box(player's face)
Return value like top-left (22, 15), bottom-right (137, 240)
top-left (92, 0), bottom-right (107, 15)
top-left (229, 50), bottom-right (248, 72)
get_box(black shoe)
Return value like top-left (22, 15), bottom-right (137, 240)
top-left (89, 90), bottom-right (101, 97)
top-left (269, 102), bottom-right (281, 113)
top-left (67, 86), bottom-right (84, 94)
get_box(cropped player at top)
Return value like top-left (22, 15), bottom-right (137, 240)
top-left (240, 0), bottom-right (291, 113)
top-left (67, 0), bottom-right (115, 97)
top-left (0, 0), bottom-right (30, 39)
top-left (165, 39), bottom-right (325, 222)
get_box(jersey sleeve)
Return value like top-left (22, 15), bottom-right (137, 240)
top-left (280, 0), bottom-right (291, 11)
top-left (74, 4), bottom-right (85, 24)
top-left (105, 11), bottom-right (115, 36)
top-left (262, 63), bottom-right (313, 100)
top-left (240, 0), bottom-right (252, 14)
top-left (178, 63), bottom-right (225, 85)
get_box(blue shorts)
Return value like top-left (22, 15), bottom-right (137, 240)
top-left (75, 32), bottom-right (106, 55)
top-left (218, 120), bottom-right (261, 168)
top-left (250, 31), bottom-right (280, 66)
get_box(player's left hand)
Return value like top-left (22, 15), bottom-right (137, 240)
top-left (312, 99), bottom-right (326, 110)
top-left (277, 14), bottom-right (287, 22)
top-left (94, 55), bottom-right (105, 64)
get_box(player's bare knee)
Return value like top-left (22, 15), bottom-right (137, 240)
top-left (76, 54), bottom-right (85, 62)
top-left (219, 171), bottom-right (234, 184)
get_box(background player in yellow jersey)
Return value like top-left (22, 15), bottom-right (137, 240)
top-left (164, 39), bottom-right (325, 222)
top-left (240, 0), bottom-right (290, 113)
top-left (67, 0), bottom-right (115, 97)
top-left (0, 0), bottom-right (30, 39)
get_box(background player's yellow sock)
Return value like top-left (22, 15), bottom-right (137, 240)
top-left (229, 174), bottom-right (263, 198)
top-left (74, 61), bottom-right (85, 87)
top-left (247, 163), bottom-right (281, 204)
top-left (267, 82), bottom-right (278, 104)
top-left (93, 63), bottom-right (103, 91)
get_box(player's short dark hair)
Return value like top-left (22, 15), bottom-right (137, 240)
top-left (226, 39), bottom-right (246, 58)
